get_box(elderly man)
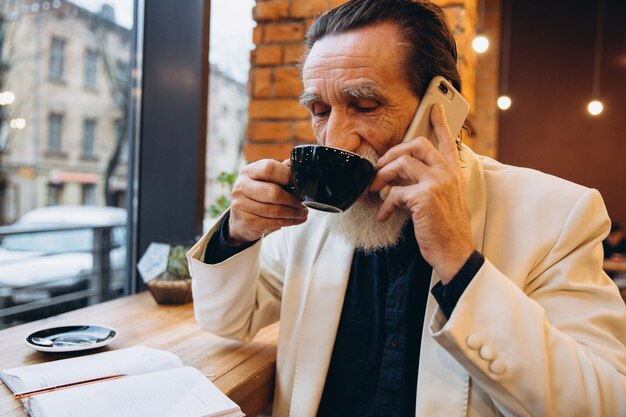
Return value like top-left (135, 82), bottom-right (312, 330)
top-left (187, 0), bottom-right (626, 416)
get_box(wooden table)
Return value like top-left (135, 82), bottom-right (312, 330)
top-left (0, 292), bottom-right (278, 416)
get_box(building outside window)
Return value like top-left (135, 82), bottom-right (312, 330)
top-left (46, 183), bottom-right (64, 206)
top-left (47, 113), bottom-right (63, 153)
top-left (49, 36), bottom-right (65, 80)
top-left (83, 118), bottom-right (96, 157)
top-left (0, 0), bottom-right (136, 329)
top-left (115, 119), bottom-right (128, 163)
top-left (82, 183), bottom-right (96, 205)
top-left (205, 0), bottom-right (254, 216)
top-left (84, 48), bottom-right (97, 88)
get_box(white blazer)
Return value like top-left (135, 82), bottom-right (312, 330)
top-left (188, 146), bottom-right (626, 417)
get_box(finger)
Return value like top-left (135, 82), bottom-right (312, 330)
top-left (237, 199), bottom-right (308, 221)
top-left (430, 103), bottom-right (460, 165)
top-left (377, 136), bottom-right (444, 169)
top-left (282, 159), bottom-right (292, 168)
top-left (242, 159), bottom-right (293, 186)
top-left (375, 185), bottom-right (412, 222)
top-left (369, 155), bottom-right (429, 191)
top-left (238, 180), bottom-right (304, 209)
top-left (234, 209), bottom-right (308, 234)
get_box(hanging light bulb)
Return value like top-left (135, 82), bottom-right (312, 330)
top-left (588, 0), bottom-right (605, 116)
top-left (587, 100), bottom-right (603, 116)
top-left (497, 0), bottom-right (513, 111)
top-left (472, 35), bottom-right (489, 53)
top-left (473, 0), bottom-right (489, 54)
top-left (497, 95), bottom-right (512, 110)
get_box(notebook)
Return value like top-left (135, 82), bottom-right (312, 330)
top-left (0, 346), bottom-right (244, 417)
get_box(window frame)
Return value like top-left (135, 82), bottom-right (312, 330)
top-left (125, 0), bottom-right (210, 293)
top-left (47, 112), bottom-right (63, 153)
top-left (49, 36), bottom-right (66, 81)
top-left (84, 48), bottom-right (98, 88)
top-left (82, 118), bottom-right (96, 157)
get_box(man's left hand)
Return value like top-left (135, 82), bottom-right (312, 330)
top-left (370, 103), bottom-right (475, 284)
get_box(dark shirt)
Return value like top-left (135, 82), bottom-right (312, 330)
top-left (204, 213), bottom-right (484, 416)
top-left (316, 222), bottom-right (429, 417)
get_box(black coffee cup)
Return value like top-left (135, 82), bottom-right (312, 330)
top-left (289, 145), bottom-right (376, 213)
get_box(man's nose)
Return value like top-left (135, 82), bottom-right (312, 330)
top-left (324, 111), bottom-right (360, 153)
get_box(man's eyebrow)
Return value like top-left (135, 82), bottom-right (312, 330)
top-left (298, 91), bottom-right (321, 107)
top-left (297, 84), bottom-right (389, 107)
top-left (341, 84), bottom-right (389, 105)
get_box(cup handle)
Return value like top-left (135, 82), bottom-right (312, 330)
top-left (280, 184), bottom-right (297, 195)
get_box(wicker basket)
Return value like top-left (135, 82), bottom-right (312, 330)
top-left (147, 279), bottom-right (193, 305)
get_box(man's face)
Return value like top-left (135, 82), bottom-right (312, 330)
top-left (301, 23), bottom-right (417, 252)
top-left (301, 22), bottom-right (420, 157)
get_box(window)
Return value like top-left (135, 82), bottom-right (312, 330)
top-left (115, 119), bottom-right (129, 163)
top-left (49, 37), bottom-right (65, 80)
top-left (46, 183), bottom-right (64, 206)
top-left (82, 184), bottom-right (96, 205)
top-left (83, 118), bottom-right (96, 157)
top-left (84, 49), bottom-right (98, 88)
top-left (47, 113), bottom-right (63, 153)
top-left (0, 0), bottom-right (136, 329)
top-left (205, 0), bottom-right (254, 215)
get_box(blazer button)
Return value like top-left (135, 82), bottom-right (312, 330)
top-left (466, 334), bottom-right (482, 349)
top-left (390, 337), bottom-right (399, 349)
top-left (489, 359), bottom-right (506, 375)
top-left (479, 345), bottom-right (495, 361)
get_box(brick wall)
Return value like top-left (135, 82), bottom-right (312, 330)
top-left (471, 0), bottom-right (501, 158)
top-left (245, 0), bottom-right (479, 162)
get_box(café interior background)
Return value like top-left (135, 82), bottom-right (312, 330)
top-left (0, 0), bottom-right (624, 328)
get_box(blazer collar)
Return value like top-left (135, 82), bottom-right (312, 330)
top-left (461, 144), bottom-right (487, 253)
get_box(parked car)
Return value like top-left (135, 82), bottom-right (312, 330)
top-left (0, 205), bottom-right (127, 325)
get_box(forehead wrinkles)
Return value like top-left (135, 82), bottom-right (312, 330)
top-left (303, 54), bottom-right (403, 100)
top-left (302, 58), bottom-right (388, 103)
top-left (303, 57), bottom-right (383, 79)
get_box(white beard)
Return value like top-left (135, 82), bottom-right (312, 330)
top-left (327, 147), bottom-right (410, 254)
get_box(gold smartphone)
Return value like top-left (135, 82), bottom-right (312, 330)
top-left (402, 75), bottom-right (470, 145)
top-left (379, 76), bottom-right (469, 200)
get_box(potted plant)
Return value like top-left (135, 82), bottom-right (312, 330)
top-left (207, 172), bottom-right (237, 216)
top-left (145, 245), bottom-right (193, 305)
top-left (204, 171), bottom-right (237, 232)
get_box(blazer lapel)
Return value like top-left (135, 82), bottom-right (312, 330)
top-left (289, 232), bottom-right (354, 417)
top-left (415, 145), bottom-right (487, 417)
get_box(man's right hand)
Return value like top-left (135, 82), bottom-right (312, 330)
top-left (227, 159), bottom-right (308, 245)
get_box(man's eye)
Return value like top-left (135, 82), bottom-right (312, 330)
top-left (353, 99), bottom-right (379, 113)
top-left (311, 103), bottom-right (330, 117)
